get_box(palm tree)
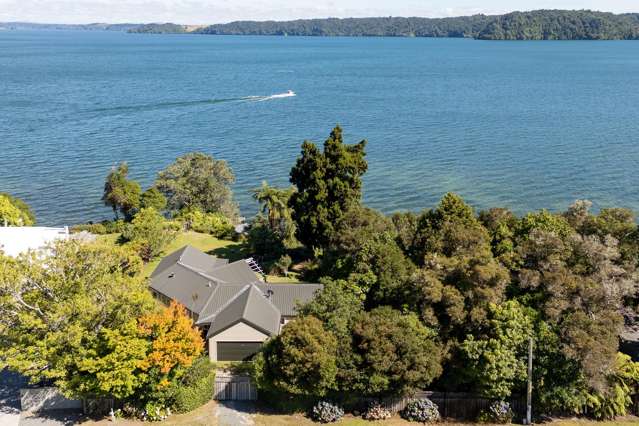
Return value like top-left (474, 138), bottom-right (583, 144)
top-left (252, 181), bottom-right (296, 243)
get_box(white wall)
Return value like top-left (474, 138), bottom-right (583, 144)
top-left (208, 321), bottom-right (268, 361)
top-left (0, 227), bottom-right (69, 257)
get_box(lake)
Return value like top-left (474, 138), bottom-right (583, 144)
top-left (1, 30), bottom-right (639, 226)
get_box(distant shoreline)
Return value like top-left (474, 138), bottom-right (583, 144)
top-left (4, 10), bottom-right (639, 40)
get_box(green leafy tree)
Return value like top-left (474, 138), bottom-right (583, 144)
top-left (246, 215), bottom-right (286, 261)
top-left (0, 193), bottom-right (35, 225)
top-left (102, 162), bottom-right (142, 220)
top-left (299, 278), bottom-right (365, 391)
top-left (516, 228), bottom-right (630, 393)
top-left (478, 207), bottom-right (518, 267)
top-left (155, 152), bottom-right (238, 221)
top-left (140, 187), bottom-right (168, 212)
top-left (408, 194), bottom-right (509, 338)
top-left (352, 306), bottom-right (443, 396)
top-left (0, 194), bottom-right (34, 226)
top-left (122, 207), bottom-right (176, 261)
top-left (349, 232), bottom-right (414, 307)
top-left (289, 126), bottom-right (367, 250)
top-left (0, 240), bottom-right (154, 399)
top-left (318, 205), bottom-right (394, 279)
top-left (461, 301), bottom-right (535, 399)
top-left (255, 315), bottom-right (337, 397)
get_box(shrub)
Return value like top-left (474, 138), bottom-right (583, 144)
top-left (71, 220), bottom-right (125, 235)
top-left (247, 216), bottom-right (286, 260)
top-left (270, 254), bottom-right (293, 277)
top-left (142, 401), bottom-right (170, 422)
top-left (363, 402), bottom-right (391, 421)
top-left (477, 400), bottom-right (513, 424)
top-left (71, 222), bottom-right (108, 234)
top-left (121, 208), bottom-right (175, 261)
top-left (310, 401), bottom-right (344, 423)
top-left (177, 209), bottom-right (234, 238)
top-left (172, 357), bottom-right (216, 414)
top-left (401, 399), bottom-right (440, 423)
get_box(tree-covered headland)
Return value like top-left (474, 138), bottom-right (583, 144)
top-left (132, 10), bottom-right (639, 40)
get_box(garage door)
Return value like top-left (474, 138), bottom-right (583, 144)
top-left (217, 342), bottom-right (262, 361)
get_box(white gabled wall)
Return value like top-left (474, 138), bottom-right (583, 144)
top-left (208, 321), bottom-right (269, 361)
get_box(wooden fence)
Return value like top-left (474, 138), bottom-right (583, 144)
top-left (214, 372), bottom-right (257, 401)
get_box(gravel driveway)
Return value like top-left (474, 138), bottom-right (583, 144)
top-left (215, 401), bottom-right (255, 426)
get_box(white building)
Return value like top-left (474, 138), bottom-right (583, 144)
top-left (0, 226), bottom-right (70, 257)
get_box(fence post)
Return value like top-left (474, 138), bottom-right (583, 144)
top-left (525, 337), bottom-right (533, 425)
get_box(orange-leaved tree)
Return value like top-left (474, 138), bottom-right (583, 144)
top-left (139, 300), bottom-right (204, 388)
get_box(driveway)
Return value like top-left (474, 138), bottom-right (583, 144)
top-left (1, 370), bottom-right (84, 426)
top-left (0, 369), bottom-right (25, 426)
top-left (215, 401), bottom-right (255, 426)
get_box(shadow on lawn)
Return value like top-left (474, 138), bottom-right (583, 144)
top-left (209, 243), bottom-right (246, 262)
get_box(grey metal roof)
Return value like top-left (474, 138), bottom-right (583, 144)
top-left (150, 245), bottom-right (323, 331)
top-left (207, 260), bottom-right (261, 284)
top-left (149, 262), bottom-right (217, 315)
top-left (151, 245), bottom-right (228, 279)
top-left (206, 285), bottom-right (281, 338)
top-left (256, 283), bottom-right (323, 317)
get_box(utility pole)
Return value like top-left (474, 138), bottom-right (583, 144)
top-left (525, 337), bottom-right (533, 425)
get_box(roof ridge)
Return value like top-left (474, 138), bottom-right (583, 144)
top-left (197, 283), bottom-right (251, 324)
top-left (197, 281), bottom-right (222, 321)
top-left (176, 260), bottom-right (228, 284)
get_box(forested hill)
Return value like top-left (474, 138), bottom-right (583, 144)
top-left (193, 10), bottom-right (639, 40)
top-left (129, 23), bottom-right (188, 34)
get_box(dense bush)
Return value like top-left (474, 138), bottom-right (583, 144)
top-left (172, 357), bottom-right (216, 413)
top-left (142, 401), bottom-right (170, 422)
top-left (310, 401), bottom-right (344, 423)
top-left (583, 353), bottom-right (639, 420)
top-left (363, 402), bottom-right (391, 420)
top-left (401, 399), bottom-right (440, 423)
top-left (246, 216), bottom-right (286, 260)
top-left (477, 401), bottom-right (513, 424)
top-left (71, 220), bottom-right (126, 235)
top-left (177, 209), bottom-right (234, 238)
top-left (270, 254), bottom-right (293, 277)
top-left (121, 208), bottom-right (175, 261)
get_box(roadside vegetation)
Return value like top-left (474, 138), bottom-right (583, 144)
top-left (1, 125), bottom-right (638, 423)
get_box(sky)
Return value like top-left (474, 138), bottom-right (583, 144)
top-left (1, 0), bottom-right (638, 25)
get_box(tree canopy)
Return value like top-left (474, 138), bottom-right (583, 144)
top-left (155, 152), bottom-right (238, 221)
top-left (0, 240), bottom-right (153, 398)
top-left (0, 193), bottom-right (35, 226)
top-left (195, 10), bottom-right (639, 40)
top-left (102, 162), bottom-right (142, 220)
top-left (289, 126), bottom-right (367, 250)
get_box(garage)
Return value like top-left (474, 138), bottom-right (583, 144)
top-left (216, 342), bottom-right (263, 361)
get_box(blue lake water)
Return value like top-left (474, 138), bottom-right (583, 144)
top-left (2, 30), bottom-right (639, 226)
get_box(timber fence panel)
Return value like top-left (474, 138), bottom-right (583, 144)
top-left (214, 373), bottom-right (257, 401)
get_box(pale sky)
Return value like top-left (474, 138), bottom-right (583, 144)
top-left (1, 0), bottom-right (637, 25)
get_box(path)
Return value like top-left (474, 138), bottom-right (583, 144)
top-left (215, 401), bottom-right (254, 426)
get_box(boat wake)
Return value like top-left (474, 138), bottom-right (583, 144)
top-left (87, 91), bottom-right (296, 114)
top-left (243, 90), bottom-right (296, 102)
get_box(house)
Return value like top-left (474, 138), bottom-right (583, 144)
top-left (0, 226), bottom-right (70, 257)
top-left (149, 245), bottom-right (322, 361)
